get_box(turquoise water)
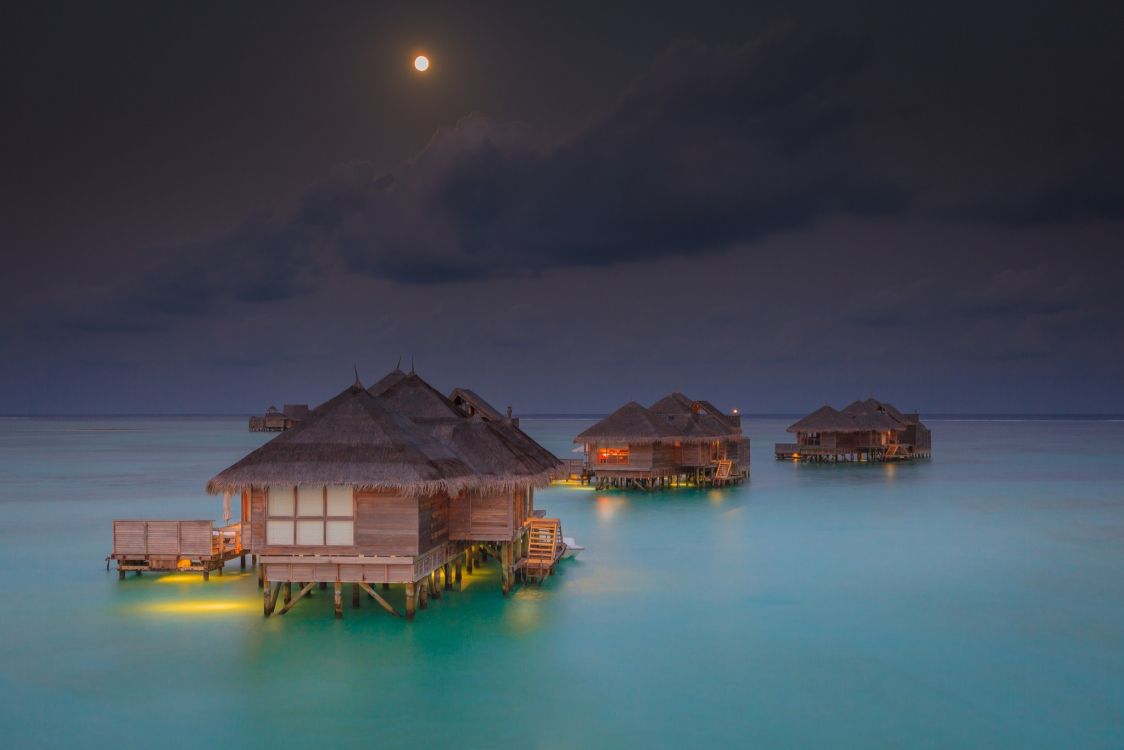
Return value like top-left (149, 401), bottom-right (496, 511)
top-left (0, 416), bottom-right (1121, 748)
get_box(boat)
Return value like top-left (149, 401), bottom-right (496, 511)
top-left (562, 537), bottom-right (584, 559)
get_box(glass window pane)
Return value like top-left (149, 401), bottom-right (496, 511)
top-left (325, 520), bottom-right (354, 546)
top-left (326, 486), bottom-right (352, 517)
top-left (296, 519), bottom-right (324, 545)
top-left (266, 520), bottom-right (294, 545)
top-left (296, 486), bottom-right (323, 516)
top-left (268, 487), bottom-right (293, 517)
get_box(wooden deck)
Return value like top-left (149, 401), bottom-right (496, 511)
top-left (108, 520), bottom-right (246, 580)
top-left (518, 518), bottom-right (566, 583)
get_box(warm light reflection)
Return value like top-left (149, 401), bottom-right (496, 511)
top-left (707, 490), bottom-right (726, 504)
top-left (142, 599), bottom-right (256, 615)
top-left (594, 495), bottom-right (626, 520)
top-left (155, 572), bottom-right (248, 585)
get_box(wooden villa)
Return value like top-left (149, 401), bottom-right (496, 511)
top-left (110, 369), bottom-right (567, 620)
top-left (574, 392), bottom-right (749, 489)
top-left (248, 403), bottom-right (309, 432)
top-left (775, 398), bottom-right (932, 462)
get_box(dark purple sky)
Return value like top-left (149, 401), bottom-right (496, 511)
top-left (3, 1), bottom-right (1123, 414)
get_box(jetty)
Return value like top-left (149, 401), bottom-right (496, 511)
top-left (111, 368), bottom-right (568, 620)
top-left (108, 519), bottom-right (246, 580)
top-left (775, 398), bottom-right (932, 462)
top-left (573, 392), bottom-right (748, 489)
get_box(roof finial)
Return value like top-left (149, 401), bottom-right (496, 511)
top-left (410, 355), bottom-right (415, 375)
top-left (395, 355), bottom-right (402, 371)
top-left (353, 364), bottom-right (364, 389)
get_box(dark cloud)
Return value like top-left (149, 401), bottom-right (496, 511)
top-left (37, 27), bottom-right (908, 329)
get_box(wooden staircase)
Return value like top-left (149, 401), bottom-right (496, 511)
top-left (524, 518), bottom-right (565, 584)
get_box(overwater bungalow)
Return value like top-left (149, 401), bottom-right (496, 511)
top-left (574, 392), bottom-right (749, 489)
top-left (110, 371), bottom-right (566, 620)
top-left (775, 398), bottom-right (932, 462)
top-left (248, 403), bottom-right (309, 432)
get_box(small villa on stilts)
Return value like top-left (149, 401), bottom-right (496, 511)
top-left (109, 368), bottom-right (567, 620)
top-left (775, 398), bottom-right (932, 462)
top-left (573, 392), bottom-right (748, 489)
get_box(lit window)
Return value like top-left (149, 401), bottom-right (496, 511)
top-left (268, 485), bottom-right (354, 546)
top-left (268, 487), bottom-right (294, 516)
top-left (597, 447), bottom-right (630, 464)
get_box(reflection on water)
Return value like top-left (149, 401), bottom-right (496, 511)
top-left (0, 416), bottom-right (1122, 748)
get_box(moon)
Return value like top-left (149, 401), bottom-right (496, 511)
top-left (414, 55), bottom-right (429, 72)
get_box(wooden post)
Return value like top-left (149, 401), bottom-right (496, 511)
top-left (251, 553), bottom-right (257, 568)
top-left (284, 582), bottom-right (292, 605)
top-left (444, 562), bottom-right (453, 591)
top-left (118, 569), bottom-right (125, 580)
top-left (420, 580), bottom-right (429, 610)
top-left (405, 582), bottom-right (417, 620)
top-left (352, 582), bottom-right (361, 608)
top-left (203, 569), bottom-right (209, 581)
top-left (263, 583), bottom-right (272, 616)
top-left (430, 571), bottom-right (441, 600)
top-left (240, 555), bottom-right (246, 569)
top-left (465, 549), bottom-right (474, 574)
top-left (501, 542), bottom-right (511, 597)
top-left (382, 582), bottom-right (390, 591)
top-left (455, 559), bottom-right (462, 584)
top-left (257, 565), bottom-right (263, 588)
top-left (319, 581), bottom-right (327, 591)
top-left (334, 581), bottom-right (342, 619)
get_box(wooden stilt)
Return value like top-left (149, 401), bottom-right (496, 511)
top-left (284, 582), bottom-right (292, 605)
top-left (466, 549), bottom-right (474, 574)
top-left (118, 569), bottom-right (125, 580)
top-left (358, 582), bottom-right (402, 617)
top-left (405, 582), bottom-right (417, 620)
top-left (420, 580), bottom-right (429, 610)
top-left (257, 565), bottom-right (263, 588)
top-left (319, 581), bottom-right (327, 591)
top-left (202, 570), bottom-right (209, 581)
top-left (333, 581), bottom-right (342, 619)
top-left (455, 559), bottom-right (462, 584)
top-left (382, 582), bottom-right (389, 591)
top-left (444, 562), bottom-right (453, 591)
top-left (278, 581), bottom-right (316, 615)
top-left (430, 571), bottom-right (441, 600)
top-left (352, 582), bottom-right (361, 608)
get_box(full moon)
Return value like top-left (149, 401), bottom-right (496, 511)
top-left (414, 55), bottom-right (429, 72)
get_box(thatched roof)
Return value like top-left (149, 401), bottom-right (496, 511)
top-left (371, 371), bottom-right (561, 490)
top-left (282, 404), bottom-right (309, 420)
top-left (576, 393), bottom-right (743, 445)
top-left (208, 384), bottom-right (480, 496)
top-left (788, 398), bottom-right (925, 433)
top-left (786, 405), bottom-right (862, 433)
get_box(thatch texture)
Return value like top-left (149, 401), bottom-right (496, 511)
top-left (371, 370), bottom-right (562, 490)
top-left (788, 398), bottom-right (926, 433)
top-left (576, 393), bottom-right (743, 445)
top-left (209, 384), bottom-right (480, 496)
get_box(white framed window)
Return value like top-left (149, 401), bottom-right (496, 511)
top-left (266, 485), bottom-right (354, 546)
top-left (266, 519), bottom-right (294, 545)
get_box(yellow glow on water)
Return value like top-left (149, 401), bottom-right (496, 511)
top-left (707, 490), bottom-right (726, 503)
top-left (155, 572), bottom-right (248, 585)
top-left (142, 599), bottom-right (257, 616)
top-left (594, 495), bottom-right (626, 520)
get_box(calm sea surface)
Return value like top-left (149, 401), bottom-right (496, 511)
top-left (0, 416), bottom-right (1121, 748)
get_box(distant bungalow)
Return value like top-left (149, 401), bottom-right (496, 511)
top-left (111, 369), bottom-right (566, 620)
top-left (574, 392), bottom-right (748, 489)
top-left (248, 403), bottom-right (309, 432)
top-left (775, 398), bottom-right (932, 463)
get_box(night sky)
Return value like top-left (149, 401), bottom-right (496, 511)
top-left (3, 1), bottom-right (1123, 415)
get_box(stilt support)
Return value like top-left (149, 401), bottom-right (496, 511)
top-left (358, 582), bottom-right (403, 617)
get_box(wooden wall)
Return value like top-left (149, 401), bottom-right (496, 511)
top-left (251, 486), bottom-right (444, 557)
top-left (448, 491), bottom-right (518, 541)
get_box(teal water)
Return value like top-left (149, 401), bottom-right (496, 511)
top-left (0, 416), bottom-right (1121, 748)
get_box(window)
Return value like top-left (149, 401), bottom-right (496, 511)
top-left (266, 487), bottom-right (294, 544)
top-left (597, 447), bottom-right (629, 464)
top-left (265, 485), bottom-right (354, 546)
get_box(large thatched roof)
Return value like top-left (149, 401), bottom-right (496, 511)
top-left (576, 393), bottom-right (743, 445)
top-left (208, 384), bottom-right (481, 496)
top-left (371, 370), bottom-right (561, 490)
top-left (788, 398), bottom-right (925, 433)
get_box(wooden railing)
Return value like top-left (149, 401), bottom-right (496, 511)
top-left (213, 523), bottom-right (243, 556)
